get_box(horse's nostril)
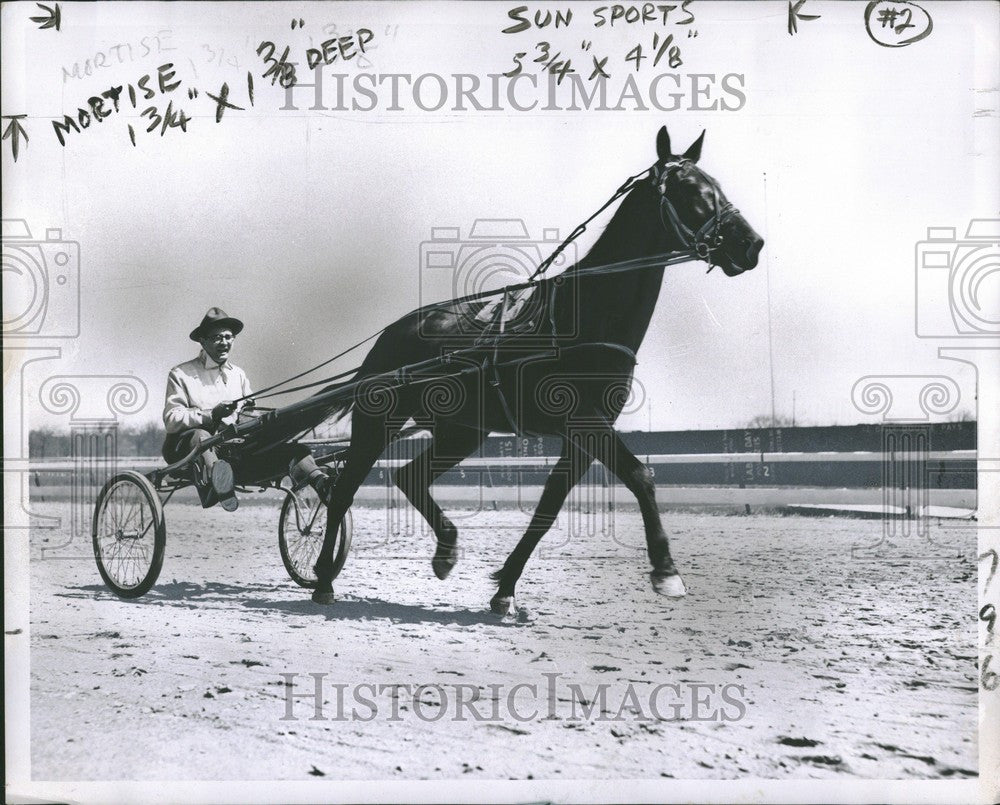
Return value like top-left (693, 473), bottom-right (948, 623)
top-left (745, 237), bottom-right (764, 268)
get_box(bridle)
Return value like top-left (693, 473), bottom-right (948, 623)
top-left (652, 159), bottom-right (741, 272)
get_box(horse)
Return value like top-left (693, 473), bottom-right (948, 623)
top-left (311, 125), bottom-right (764, 612)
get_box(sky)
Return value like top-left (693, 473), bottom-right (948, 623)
top-left (2, 0), bottom-right (998, 437)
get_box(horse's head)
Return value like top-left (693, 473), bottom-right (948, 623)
top-left (652, 126), bottom-right (764, 277)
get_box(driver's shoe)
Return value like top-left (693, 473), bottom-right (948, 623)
top-left (211, 460), bottom-right (239, 512)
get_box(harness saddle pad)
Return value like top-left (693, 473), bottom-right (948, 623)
top-left (473, 286), bottom-right (539, 334)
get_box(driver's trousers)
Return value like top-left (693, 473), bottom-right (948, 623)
top-left (162, 428), bottom-right (323, 487)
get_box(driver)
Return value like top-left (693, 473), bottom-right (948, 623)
top-left (162, 307), bottom-right (330, 512)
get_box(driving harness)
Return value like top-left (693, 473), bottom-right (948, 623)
top-left (243, 158), bottom-right (742, 438)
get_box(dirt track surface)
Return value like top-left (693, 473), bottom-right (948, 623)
top-left (28, 499), bottom-right (978, 781)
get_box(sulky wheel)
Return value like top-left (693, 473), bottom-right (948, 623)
top-left (278, 488), bottom-right (352, 588)
top-left (92, 471), bottom-right (166, 598)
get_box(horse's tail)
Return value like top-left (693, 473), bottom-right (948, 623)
top-left (316, 358), bottom-right (395, 424)
top-left (312, 305), bottom-right (441, 426)
top-left (317, 378), bottom-right (358, 422)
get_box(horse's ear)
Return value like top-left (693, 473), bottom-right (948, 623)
top-left (683, 130), bottom-right (706, 163)
top-left (656, 126), bottom-right (671, 161)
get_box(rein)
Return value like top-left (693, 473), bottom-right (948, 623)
top-left (528, 165), bottom-right (657, 281)
top-left (243, 159), bottom-right (737, 404)
top-left (246, 252), bottom-right (694, 403)
top-left (232, 329), bottom-right (385, 404)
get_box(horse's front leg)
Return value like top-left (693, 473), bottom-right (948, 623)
top-left (602, 429), bottom-right (686, 598)
top-left (490, 439), bottom-right (592, 614)
top-left (312, 438), bottom-right (384, 604)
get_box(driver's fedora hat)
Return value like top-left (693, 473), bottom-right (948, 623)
top-left (190, 307), bottom-right (244, 342)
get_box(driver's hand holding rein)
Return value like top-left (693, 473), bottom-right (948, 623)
top-left (162, 307), bottom-right (329, 512)
top-left (210, 400), bottom-right (239, 426)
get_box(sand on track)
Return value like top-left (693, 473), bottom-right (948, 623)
top-left (26, 498), bottom-right (978, 781)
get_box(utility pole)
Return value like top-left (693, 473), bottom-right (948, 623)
top-left (763, 171), bottom-right (777, 427)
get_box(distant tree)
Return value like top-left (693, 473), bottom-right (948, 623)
top-left (29, 426), bottom-right (57, 458)
top-left (107, 423), bottom-right (165, 456)
top-left (28, 423), bottom-right (167, 457)
top-left (29, 427), bottom-right (73, 457)
top-left (134, 422), bottom-right (165, 456)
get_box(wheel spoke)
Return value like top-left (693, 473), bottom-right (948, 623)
top-left (117, 487), bottom-right (142, 534)
top-left (95, 476), bottom-right (160, 592)
top-left (289, 533), bottom-right (316, 569)
top-left (108, 486), bottom-right (122, 534)
top-left (291, 535), bottom-right (321, 571)
top-left (284, 512), bottom-right (329, 579)
top-left (117, 484), bottom-right (137, 531)
top-left (281, 493), bottom-right (348, 586)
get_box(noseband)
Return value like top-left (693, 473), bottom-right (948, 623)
top-left (652, 159), bottom-right (740, 271)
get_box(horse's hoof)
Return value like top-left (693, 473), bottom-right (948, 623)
top-left (432, 543), bottom-right (458, 580)
top-left (490, 594), bottom-right (515, 616)
top-left (650, 572), bottom-right (687, 598)
top-left (311, 589), bottom-right (336, 605)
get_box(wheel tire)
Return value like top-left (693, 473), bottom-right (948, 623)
top-left (278, 490), bottom-right (353, 588)
top-left (92, 471), bottom-right (166, 599)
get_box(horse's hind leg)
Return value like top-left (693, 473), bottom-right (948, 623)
top-left (312, 414), bottom-right (394, 604)
top-left (489, 426), bottom-right (686, 613)
top-left (600, 429), bottom-right (685, 598)
top-left (490, 437), bottom-right (593, 614)
top-left (393, 423), bottom-right (485, 580)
